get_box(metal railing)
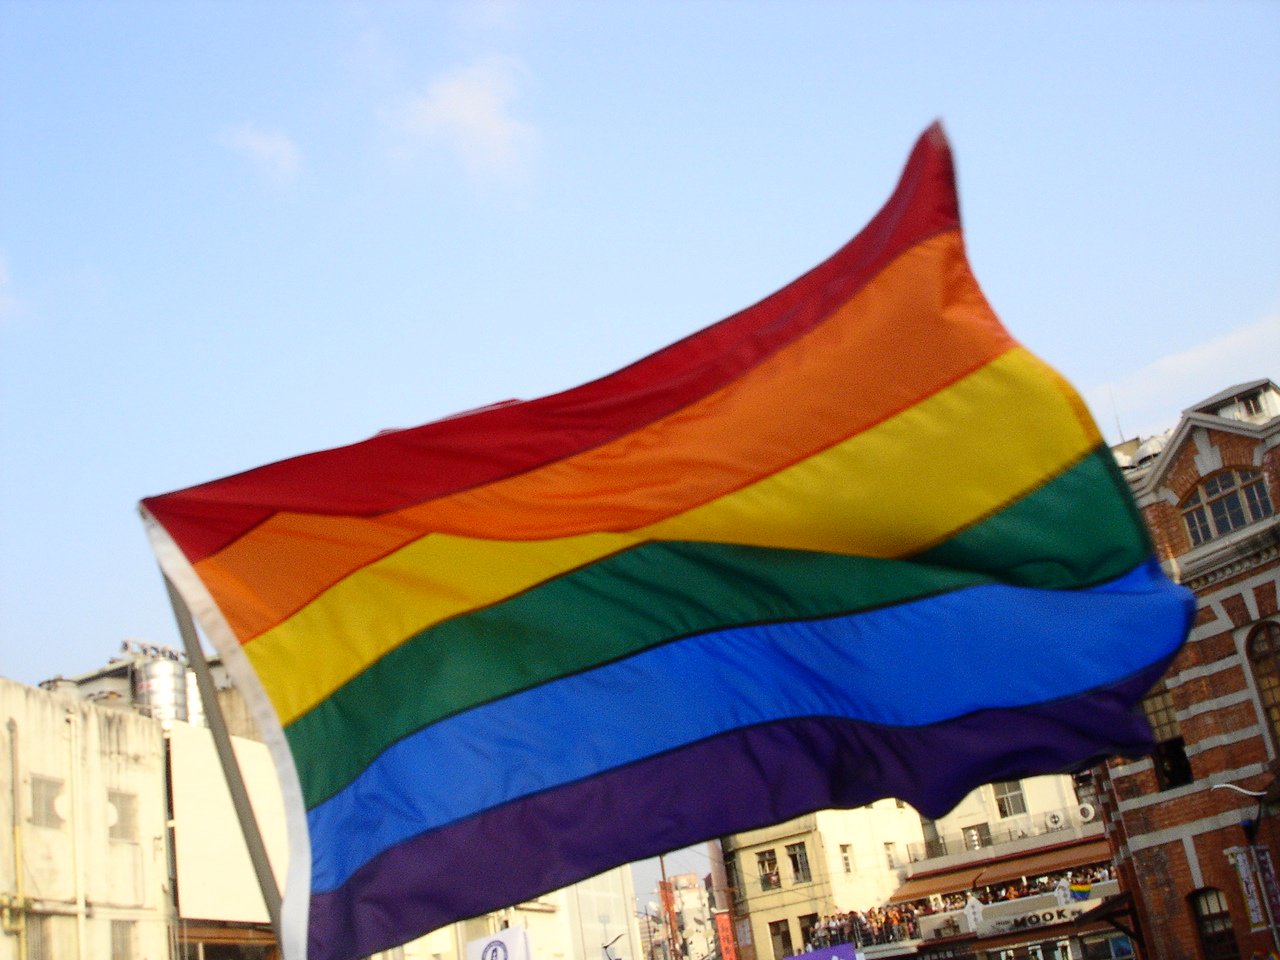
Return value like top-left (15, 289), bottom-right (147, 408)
top-left (906, 803), bottom-right (1099, 863)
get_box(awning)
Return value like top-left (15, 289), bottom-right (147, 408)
top-left (888, 839), bottom-right (1112, 903)
top-left (888, 867), bottom-right (987, 903)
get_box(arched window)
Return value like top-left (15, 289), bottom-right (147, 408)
top-left (1248, 620), bottom-right (1280, 747)
top-left (1182, 469), bottom-right (1273, 547)
top-left (1188, 888), bottom-right (1240, 960)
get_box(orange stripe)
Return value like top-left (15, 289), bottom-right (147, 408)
top-left (196, 230), bottom-right (1013, 643)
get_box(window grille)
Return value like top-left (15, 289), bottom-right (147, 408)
top-left (108, 791), bottom-right (137, 841)
top-left (25, 914), bottom-right (51, 960)
top-left (110, 920), bottom-right (134, 960)
top-left (30, 776), bottom-right (64, 829)
top-left (839, 843), bottom-right (851, 874)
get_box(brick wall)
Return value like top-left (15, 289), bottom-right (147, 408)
top-left (1101, 397), bottom-right (1280, 959)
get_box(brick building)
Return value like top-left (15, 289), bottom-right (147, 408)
top-left (1100, 378), bottom-right (1280, 959)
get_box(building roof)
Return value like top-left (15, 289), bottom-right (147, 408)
top-left (1185, 378), bottom-right (1274, 415)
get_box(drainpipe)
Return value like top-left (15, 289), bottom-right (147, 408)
top-left (7, 718), bottom-right (26, 958)
top-left (66, 708), bottom-right (88, 960)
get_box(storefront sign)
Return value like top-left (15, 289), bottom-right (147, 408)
top-left (975, 905), bottom-right (1086, 938)
top-left (714, 912), bottom-right (738, 960)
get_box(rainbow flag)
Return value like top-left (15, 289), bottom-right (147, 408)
top-left (141, 124), bottom-right (1192, 960)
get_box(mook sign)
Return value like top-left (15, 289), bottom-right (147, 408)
top-left (976, 905), bottom-right (1087, 938)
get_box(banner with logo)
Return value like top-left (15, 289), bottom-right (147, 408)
top-left (1227, 847), bottom-right (1266, 931)
top-left (467, 927), bottom-right (532, 960)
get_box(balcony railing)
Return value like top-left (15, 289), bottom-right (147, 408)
top-left (906, 803), bottom-right (1099, 864)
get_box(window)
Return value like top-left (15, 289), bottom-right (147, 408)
top-left (1249, 621), bottom-right (1280, 749)
top-left (839, 843), bottom-right (851, 874)
top-left (884, 842), bottom-right (896, 868)
top-left (1141, 679), bottom-right (1193, 790)
top-left (993, 780), bottom-right (1027, 818)
top-left (767, 919), bottom-right (793, 960)
top-left (1242, 393), bottom-right (1265, 417)
top-left (963, 823), bottom-right (991, 850)
top-left (1073, 769), bottom-right (1099, 809)
top-left (1082, 933), bottom-right (1135, 959)
top-left (111, 921), bottom-right (134, 960)
top-left (107, 791), bottom-right (137, 841)
top-left (798, 914), bottom-right (819, 950)
top-left (26, 914), bottom-right (51, 960)
top-left (1189, 888), bottom-right (1240, 960)
top-left (1182, 469), bottom-right (1274, 547)
top-left (785, 842), bottom-right (811, 883)
top-left (757, 849), bottom-right (780, 891)
top-left (30, 776), bottom-right (64, 829)
top-left (724, 853), bottom-right (743, 908)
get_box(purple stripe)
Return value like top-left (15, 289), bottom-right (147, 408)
top-left (308, 663), bottom-right (1164, 960)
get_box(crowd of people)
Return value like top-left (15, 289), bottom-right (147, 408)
top-left (805, 905), bottom-right (921, 949)
top-left (797, 864), bottom-right (1115, 951)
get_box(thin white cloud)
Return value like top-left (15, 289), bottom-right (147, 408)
top-left (1083, 313), bottom-right (1280, 441)
top-left (390, 55), bottom-right (537, 182)
top-left (0, 255), bottom-right (13, 322)
top-left (220, 124), bottom-right (302, 185)
top-left (455, 0), bottom-right (522, 33)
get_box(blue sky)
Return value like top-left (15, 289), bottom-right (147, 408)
top-left (1, 0), bottom-right (1277, 698)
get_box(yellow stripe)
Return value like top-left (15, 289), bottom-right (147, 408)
top-left (247, 347), bottom-right (1099, 724)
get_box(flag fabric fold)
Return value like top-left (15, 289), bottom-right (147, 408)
top-left (141, 123), bottom-right (1192, 960)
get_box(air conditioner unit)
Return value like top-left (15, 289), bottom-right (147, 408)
top-left (1078, 803), bottom-right (1097, 823)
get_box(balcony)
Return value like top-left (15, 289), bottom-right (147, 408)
top-left (916, 879), bottom-right (1119, 941)
top-left (907, 804), bottom-right (1101, 867)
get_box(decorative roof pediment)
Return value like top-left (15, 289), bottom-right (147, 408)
top-left (1129, 379), bottom-right (1279, 497)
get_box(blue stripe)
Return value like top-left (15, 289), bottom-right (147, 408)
top-left (308, 557), bottom-right (1191, 893)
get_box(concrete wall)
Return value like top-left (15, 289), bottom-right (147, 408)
top-left (1, 676), bottom-right (171, 960)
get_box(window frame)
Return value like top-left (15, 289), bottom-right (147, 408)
top-left (756, 849), bottom-right (780, 891)
top-left (1247, 620), bottom-right (1280, 750)
top-left (1182, 469), bottom-right (1274, 548)
top-left (992, 779), bottom-right (1027, 818)
top-left (1141, 678), bottom-right (1194, 790)
top-left (785, 842), bottom-right (811, 884)
top-left (1188, 887), bottom-right (1240, 960)
top-left (767, 919), bottom-right (793, 960)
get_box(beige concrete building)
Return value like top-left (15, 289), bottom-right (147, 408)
top-left (721, 799), bottom-right (925, 960)
top-left (2, 674), bottom-right (173, 960)
top-left (3, 654), bottom-right (644, 960)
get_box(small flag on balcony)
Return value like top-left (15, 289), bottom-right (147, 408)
top-left (141, 123), bottom-right (1193, 960)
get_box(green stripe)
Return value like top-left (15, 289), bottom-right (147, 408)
top-left (287, 445), bottom-right (1146, 810)
top-left (915, 444), bottom-right (1151, 584)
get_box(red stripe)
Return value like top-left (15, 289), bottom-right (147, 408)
top-left (143, 124), bottom-right (960, 563)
